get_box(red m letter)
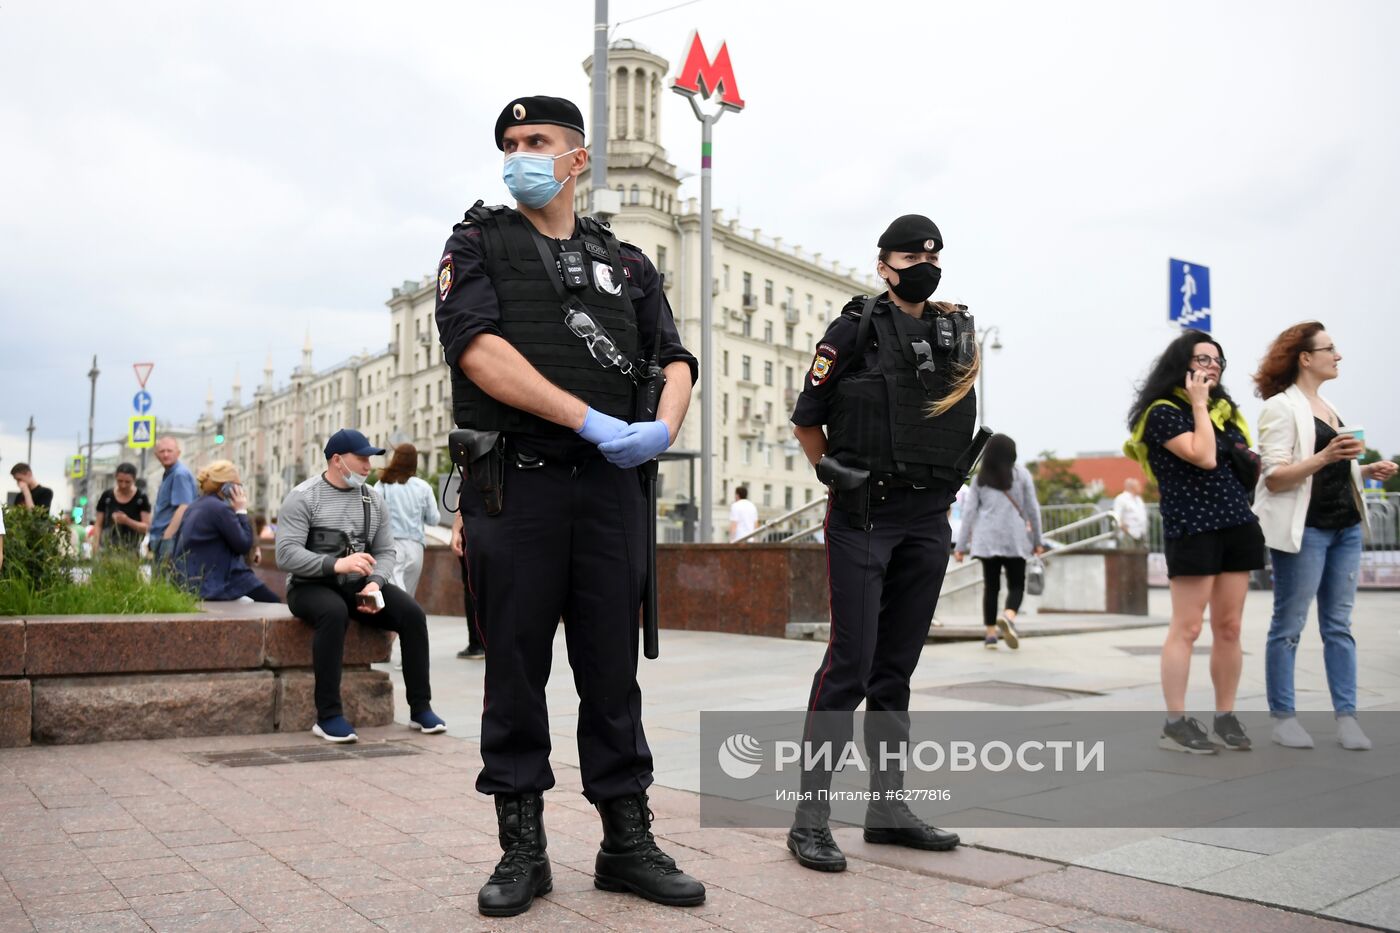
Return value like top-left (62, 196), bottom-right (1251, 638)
top-left (671, 31), bottom-right (745, 111)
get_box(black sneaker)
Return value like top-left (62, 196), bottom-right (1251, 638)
top-left (457, 647), bottom-right (486, 660)
top-left (1159, 717), bottom-right (1217, 755)
top-left (1211, 713), bottom-right (1251, 751)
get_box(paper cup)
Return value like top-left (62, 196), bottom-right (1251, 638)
top-left (1337, 424), bottom-right (1365, 457)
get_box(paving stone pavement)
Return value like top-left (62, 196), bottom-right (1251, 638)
top-left (0, 728), bottom-right (1372, 932)
top-left (4, 589), bottom-right (1397, 931)
top-left (405, 587), bottom-right (1400, 930)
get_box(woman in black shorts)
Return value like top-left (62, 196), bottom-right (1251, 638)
top-left (1125, 330), bottom-right (1263, 754)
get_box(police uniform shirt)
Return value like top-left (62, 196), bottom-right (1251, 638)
top-left (435, 218), bottom-right (699, 454)
top-left (790, 295), bottom-right (932, 427)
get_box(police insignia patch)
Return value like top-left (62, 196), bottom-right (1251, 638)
top-left (592, 261), bottom-right (623, 296)
top-left (438, 255), bottom-right (453, 301)
top-left (810, 343), bottom-right (838, 387)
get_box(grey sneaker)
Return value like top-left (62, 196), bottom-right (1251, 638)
top-left (1211, 713), bottom-right (1251, 751)
top-left (1272, 717), bottom-right (1314, 749)
top-left (1337, 716), bottom-right (1372, 751)
top-left (996, 616), bottom-right (1020, 649)
top-left (1160, 717), bottom-right (1217, 754)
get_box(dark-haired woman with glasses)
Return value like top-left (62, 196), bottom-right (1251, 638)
top-left (1253, 323), bottom-right (1397, 750)
top-left (1125, 330), bottom-right (1263, 755)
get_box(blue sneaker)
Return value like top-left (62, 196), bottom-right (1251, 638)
top-left (410, 709), bottom-right (447, 734)
top-left (312, 715), bottom-right (358, 743)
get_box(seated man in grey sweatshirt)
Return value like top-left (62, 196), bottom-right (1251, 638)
top-left (275, 428), bottom-right (446, 742)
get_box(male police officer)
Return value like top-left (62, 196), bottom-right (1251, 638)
top-left (787, 214), bottom-right (976, 870)
top-left (435, 95), bottom-right (703, 917)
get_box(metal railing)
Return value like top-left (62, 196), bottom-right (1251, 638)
top-left (941, 509), bottom-right (1119, 597)
top-left (735, 496), bottom-right (828, 544)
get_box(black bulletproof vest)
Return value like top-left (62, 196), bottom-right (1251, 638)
top-left (826, 298), bottom-right (976, 484)
top-left (449, 205), bottom-right (639, 436)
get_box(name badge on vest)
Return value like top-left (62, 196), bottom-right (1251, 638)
top-left (592, 261), bottom-right (623, 296)
top-left (583, 240), bottom-right (609, 260)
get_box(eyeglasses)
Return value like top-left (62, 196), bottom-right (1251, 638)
top-left (910, 339), bottom-right (939, 393)
top-left (564, 307), bottom-right (637, 381)
top-left (1304, 344), bottom-right (1339, 356)
top-left (1191, 354), bottom-right (1226, 370)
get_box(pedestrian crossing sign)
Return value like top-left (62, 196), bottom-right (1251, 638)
top-left (128, 415), bottom-right (156, 449)
top-left (67, 455), bottom-right (86, 479)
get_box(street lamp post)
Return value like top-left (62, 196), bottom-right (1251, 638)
top-left (976, 326), bottom-right (1002, 426)
top-left (670, 33), bottom-right (745, 541)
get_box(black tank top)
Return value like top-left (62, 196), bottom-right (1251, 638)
top-left (1307, 418), bottom-right (1361, 530)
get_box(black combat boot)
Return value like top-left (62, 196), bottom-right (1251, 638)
top-left (864, 797), bottom-right (959, 851)
top-left (787, 800), bottom-right (847, 872)
top-left (594, 793), bottom-right (706, 906)
top-left (477, 793), bottom-right (552, 917)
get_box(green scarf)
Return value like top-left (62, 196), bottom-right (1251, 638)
top-left (1122, 389), bottom-right (1251, 485)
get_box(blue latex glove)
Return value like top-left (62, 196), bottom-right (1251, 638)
top-left (576, 407), bottom-right (628, 447)
top-left (599, 420), bottom-right (671, 469)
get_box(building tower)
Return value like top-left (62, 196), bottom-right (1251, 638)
top-left (580, 40), bottom-right (682, 220)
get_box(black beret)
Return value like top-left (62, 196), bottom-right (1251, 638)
top-left (494, 96), bottom-right (586, 150)
top-left (878, 214), bottom-right (943, 253)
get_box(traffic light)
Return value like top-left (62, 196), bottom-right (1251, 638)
top-left (73, 495), bottom-right (87, 523)
top-left (214, 420), bottom-right (226, 445)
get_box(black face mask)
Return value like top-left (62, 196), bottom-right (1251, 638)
top-left (887, 261), bottom-right (941, 303)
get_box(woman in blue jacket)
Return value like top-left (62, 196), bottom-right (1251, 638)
top-left (173, 460), bottom-right (280, 602)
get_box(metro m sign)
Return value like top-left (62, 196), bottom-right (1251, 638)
top-left (670, 31), bottom-right (745, 112)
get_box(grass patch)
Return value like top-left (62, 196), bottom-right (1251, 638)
top-left (0, 507), bottom-right (201, 616)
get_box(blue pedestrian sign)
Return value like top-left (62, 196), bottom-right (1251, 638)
top-left (132, 390), bottom-right (153, 414)
top-left (1169, 259), bottom-right (1211, 333)
top-left (128, 415), bottom-right (156, 449)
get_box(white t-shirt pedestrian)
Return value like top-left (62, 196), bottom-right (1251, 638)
top-left (729, 497), bottom-right (759, 542)
top-left (1113, 490), bottom-right (1148, 540)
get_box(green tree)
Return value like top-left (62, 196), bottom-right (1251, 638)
top-left (1027, 451), bottom-right (1095, 505)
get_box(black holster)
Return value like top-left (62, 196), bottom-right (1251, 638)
top-left (816, 456), bottom-right (872, 531)
top-left (449, 428), bottom-right (505, 516)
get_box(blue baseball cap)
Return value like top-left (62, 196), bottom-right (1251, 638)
top-left (324, 428), bottom-right (385, 459)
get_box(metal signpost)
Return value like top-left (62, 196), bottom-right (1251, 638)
top-left (670, 31), bottom-right (745, 542)
top-left (1169, 258), bottom-right (1211, 333)
top-left (131, 363), bottom-right (154, 473)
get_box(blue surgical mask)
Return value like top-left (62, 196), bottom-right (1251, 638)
top-left (502, 148), bottom-right (579, 209)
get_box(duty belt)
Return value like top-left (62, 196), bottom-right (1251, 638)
top-left (871, 473), bottom-right (929, 492)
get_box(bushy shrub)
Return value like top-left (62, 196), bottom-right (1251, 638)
top-left (0, 507), bottom-right (199, 615)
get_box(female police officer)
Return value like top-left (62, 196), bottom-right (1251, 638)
top-left (787, 214), bottom-right (979, 871)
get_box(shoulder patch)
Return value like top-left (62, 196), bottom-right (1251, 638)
top-left (810, 342), bottom-right (839, 387)
top-left (438, 253), bottom-right (453, 301)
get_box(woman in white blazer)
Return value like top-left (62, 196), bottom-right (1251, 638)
top-left (1252, 322), bottom-right (1397, 751)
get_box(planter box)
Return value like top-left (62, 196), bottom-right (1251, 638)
top-left (0, 604), bottom-right (395, 747)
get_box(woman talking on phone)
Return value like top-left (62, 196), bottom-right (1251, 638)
top-left (172, 460), bottom-right (281, 603)
top-left (1125, 331), bottom-right (1262, 754)
top-left (1252, 323), bottom-right (1397, 750)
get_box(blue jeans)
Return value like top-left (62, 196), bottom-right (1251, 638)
top-left (1265, 524), bottom-right (1363, 716)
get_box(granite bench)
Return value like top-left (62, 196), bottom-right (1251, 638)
top-left (0, 604), bottom-right (394, 747)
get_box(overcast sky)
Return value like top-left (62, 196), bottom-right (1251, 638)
top-left (3, 1), bottom-right (1397, 505)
